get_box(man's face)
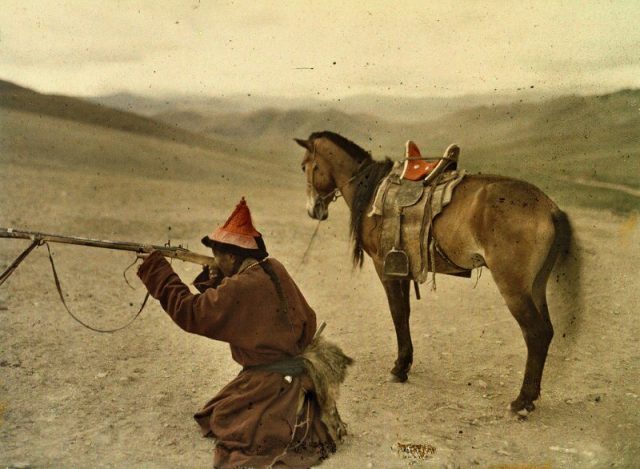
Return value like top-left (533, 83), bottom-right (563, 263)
top-left (212, 249), bottom-right (237, 277)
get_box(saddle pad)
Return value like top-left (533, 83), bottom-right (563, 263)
top-left (376, 169), bottom-right (466, 282)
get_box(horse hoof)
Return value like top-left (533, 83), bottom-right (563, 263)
top-left (510, 397), bottom-right (536, 413)
top-left (389, 371), bottom-right (408, 383)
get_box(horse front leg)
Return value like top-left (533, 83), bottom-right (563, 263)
top-left (378, 273), bottom-right (413, 382)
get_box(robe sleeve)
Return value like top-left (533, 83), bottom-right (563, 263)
top-left (137, 251), bottom-right (241, 342)
top-left (193, 266), bottom-right (223, 292)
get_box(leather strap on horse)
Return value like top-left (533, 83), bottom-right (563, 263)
top-left (424, 171), bottom-right (445, 290)
top-left (44, 242), bottom-right (149, 333)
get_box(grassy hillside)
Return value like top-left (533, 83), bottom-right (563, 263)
top-left (0, 80), bottom-right (228, 152)
top-left (2, 79), bottom-right (638, 215)
top-left (0, 107), bottom-right (294, 185)
top-left (0, 107), bottom-right (310, 256)
top-left (409, 90), bottom-right (640, 212)
top-left (152, 89), bottom-right (640, 214)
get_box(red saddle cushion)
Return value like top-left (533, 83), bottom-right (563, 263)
top-left (403, 160), bottom-right (438, 181)
top-left (402, 140), bottom-right (437, 181)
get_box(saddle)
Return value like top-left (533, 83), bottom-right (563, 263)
top-left (401, 140), bottom-right (460, 182)
top-left (370, 141), bottom-right (470, 285)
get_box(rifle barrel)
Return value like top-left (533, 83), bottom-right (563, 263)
top-left (0, 228), bottom-right (216, 266)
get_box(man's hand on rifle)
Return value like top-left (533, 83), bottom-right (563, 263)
top-left (136, 247), bottom-right (155, 261)
top-left (201, 263), bottom-right (223, 280)
top-left (192, 263), bottom-right (224, 292)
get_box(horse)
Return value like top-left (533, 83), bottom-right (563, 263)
top-left (294, 131), bottom-right (581, 413)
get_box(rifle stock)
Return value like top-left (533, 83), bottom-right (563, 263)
top-left (0, 228), bottom-right (217, 267)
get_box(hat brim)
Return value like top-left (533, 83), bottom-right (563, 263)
top-left (201, 236), bottom-right (268, 260)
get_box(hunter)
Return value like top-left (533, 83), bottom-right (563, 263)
top-left (137, 197), bottom-right (352, 468)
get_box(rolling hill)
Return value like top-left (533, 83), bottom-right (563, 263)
top-left (0, 80), bottom-right (228, 152)
top-left (148, 89), bottom-right (640, 213)
top-left (0, 79), bottom-right (299, 215)
top-left (1, 78), bottom-right (638, 214)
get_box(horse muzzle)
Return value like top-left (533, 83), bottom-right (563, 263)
top-left (307, 196), bottom-right (329, 220)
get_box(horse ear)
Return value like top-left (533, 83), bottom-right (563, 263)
top-left (294, 138), bottom-right (312, 151)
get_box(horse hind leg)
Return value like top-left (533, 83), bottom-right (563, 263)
top-left (508, 292), bottom-right (553, 412)
top-left (490, 263), bottom-right (554, 413)
top-left (520, 231), bottom-right (559, 410)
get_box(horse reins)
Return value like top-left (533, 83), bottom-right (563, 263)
top-left (293, 220), bottom-right (322, 274)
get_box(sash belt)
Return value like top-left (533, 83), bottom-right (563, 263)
top-left (243, 356), bottom-right (306, 376)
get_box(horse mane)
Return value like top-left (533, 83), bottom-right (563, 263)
top-left (308, 131), bottom-right (394, 268)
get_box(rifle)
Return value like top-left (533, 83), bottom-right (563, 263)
top-left (0, 227), bottom-right (219, 332)
top-left (0, 227), bottom-right (217, 286)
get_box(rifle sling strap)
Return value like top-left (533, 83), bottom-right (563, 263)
top-left (44, 242), bottom-right (149, 333)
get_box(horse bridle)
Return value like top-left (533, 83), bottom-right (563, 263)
top-left (307, 142), bottom-right (342, 204)
top-left (307, 141), bottom-right (363, 205)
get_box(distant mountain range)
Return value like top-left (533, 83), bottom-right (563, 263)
top-left (86, 85), bottom-right (639, 163)
top-left (90, 88), bottom-right (554, 123)
top-left (144, 87), bottom-right (640, 174)
top-left (1, 77), bottom-right (638, 213)
top-left (87, 82), bottom-right (640, 213)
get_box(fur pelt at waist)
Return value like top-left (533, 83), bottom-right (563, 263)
top-left (301, 336), bottom-right (354, 442)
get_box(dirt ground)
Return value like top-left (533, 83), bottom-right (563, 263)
top-left (1, 162), bottom-right (639, 468)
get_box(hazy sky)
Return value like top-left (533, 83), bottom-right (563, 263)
top-left (1, 1), bottom-right (639, 98)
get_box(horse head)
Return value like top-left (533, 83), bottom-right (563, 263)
top-left (294, 137), bottom-right (339, 221)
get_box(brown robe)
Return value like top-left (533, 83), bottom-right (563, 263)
top-left (138, 251), bottom-right (335, 468)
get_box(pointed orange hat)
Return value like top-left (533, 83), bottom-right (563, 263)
top-left (201, 197), bottom-right (268, 259)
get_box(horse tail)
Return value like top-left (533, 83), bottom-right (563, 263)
top-left (550, 208), bottom-right (584, 344)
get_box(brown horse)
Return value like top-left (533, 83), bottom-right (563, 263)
top-left (294, 131), bottom-right (581, 413)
